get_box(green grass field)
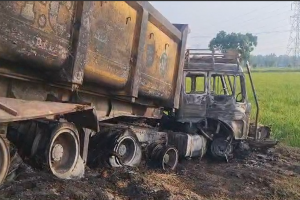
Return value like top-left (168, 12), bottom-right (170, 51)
top-left (246, 71), bottom-right (300, 147)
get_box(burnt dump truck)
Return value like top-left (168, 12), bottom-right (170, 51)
top-left (0, 1), bottom-right (274, 184)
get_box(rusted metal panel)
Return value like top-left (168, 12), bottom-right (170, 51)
top-left (173, 24), bottom-right (189, 109)
top-left (126, 1), bottom-right (188, 105)
top-left (83, 1), bottom-right (138, 89)
top-left (185, 63), bottom-right (243, 73)
top-left (139, 21), bottom-right (179, 100)
top-left (63, 2), bottom-right (90, 85)
top-left (81, 1), bottom-right (186, 105)
top-left (126, 1), bottom-right (182, 42)
top-left (0, 1), bottom-right (188, 111)
top-left (128, 9), bottom-right (149, 98)
top-left (0, 1), bottom-right (75, 70)
top-left (0, 97), bottom-right (93, 123)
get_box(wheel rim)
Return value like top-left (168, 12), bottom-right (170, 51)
top-left (48, 127), bottom-right (79, 179)
top-left (114, 136), bottom-right (137, 165)
top-left (162, 147), bottom-right (178, 170)
top-left (0, 136), bottom-right (9, 184)
top-left (150, 143), bottom-right (178, 170)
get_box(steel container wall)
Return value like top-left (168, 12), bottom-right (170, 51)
top-left (83, 1), bottom-right (138, 89)
top-left (0, 1), bottom-right (189, 109)
top-left (0, 1), bottom-right (75, 69)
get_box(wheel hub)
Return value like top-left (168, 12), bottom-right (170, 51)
top-left (211, 137), bottom-right (233, 158)
top-left (118, 144), bottom-right (127, 156)
top-left (163, 153), bottom-right (170, 163)
top-left (52, 144), bottom-right (64, 161)
top-left (217, 143), bottom-right (226, 153)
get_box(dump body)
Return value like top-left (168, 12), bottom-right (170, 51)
top-left (0, 1), bottom-right (189, 184)
top-left (0, 1), bottom-right (188, 109)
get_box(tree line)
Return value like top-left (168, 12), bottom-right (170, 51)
top-left (208, 31), bottom-right (297, 68)
top-left (250, 54), bottom-right (297, 68)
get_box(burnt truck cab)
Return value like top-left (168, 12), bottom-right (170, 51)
top-left (175, 49), bottom-right (252, 159)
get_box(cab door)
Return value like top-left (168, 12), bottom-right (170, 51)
top-left (176, 71), bottom-right (207, 123)
top-left (206, 72), bottom-right (250, 139)
top-left (235, 74), bottom-right (252, 138)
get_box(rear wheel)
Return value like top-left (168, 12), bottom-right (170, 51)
top-left (47, 123), bottom-right (80, 179)
top-left (112, 135), bottom-right (137, 166)
top-left (0, 135), bottom-right (9, 184)
top-left (148, 143), bottom-right (179, 170)
top-left (109, 129), bottom-right (142, 168)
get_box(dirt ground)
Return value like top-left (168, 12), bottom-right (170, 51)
top-left (1, 143), bottom-right (300, 200)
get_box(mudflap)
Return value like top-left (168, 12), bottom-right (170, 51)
top-left (248, 123), bottom-right (272, 140)
top-left (247, 124), bottom-right (278, 150)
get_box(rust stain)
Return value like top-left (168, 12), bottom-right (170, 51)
top-left (0, 97), bottom-right (93, 123)
top-left (0, 1), bottom-right (75, 69)
top-left (139, 21), bottom-right (179, 100)
top-left (84, 1), bottom-right (137, 89)
top-left (0, 1), bottom-right (188, 111)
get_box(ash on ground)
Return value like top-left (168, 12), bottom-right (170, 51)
top-left (1, 142), bottom-right (300, 200)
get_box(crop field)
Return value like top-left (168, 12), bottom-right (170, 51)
top-left (246, 70), bottom-right (300, 147)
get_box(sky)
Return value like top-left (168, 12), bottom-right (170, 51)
top-left (150, 1), bottom-right (293, 56)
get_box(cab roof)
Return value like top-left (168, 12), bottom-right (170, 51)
top-left (184, 49), bottom-right (243, 73)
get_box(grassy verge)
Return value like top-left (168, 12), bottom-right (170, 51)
top-left (246, 71), bottom-right (300, 146)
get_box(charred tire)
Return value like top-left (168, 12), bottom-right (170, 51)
top-left (110, 135), bottom-right (136, 166)
top-left (0, 135), bottom-right (9, 184)
top-left (148, 143), bottom-right (178, 170)
top-left (209, 137), bottom-right (233, 160)
top-left (47, 122), bottom-right (80, 179)
top-left (109, 130), bottom-right (142, 168)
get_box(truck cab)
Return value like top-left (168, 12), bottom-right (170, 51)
top-left (176, 49), bottom-right (252, 159)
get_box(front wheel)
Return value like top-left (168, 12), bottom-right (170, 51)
top-left (209, 137), bottom-right (233, 161)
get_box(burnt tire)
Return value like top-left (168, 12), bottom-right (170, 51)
top-left (87, 128), bottom-right (142, 168)
top-left (46, 122), bottom-right (80, 179)
top-left (148, 143), bottom-right (179, 170)
top-left (109, 129), bottom-right (142, 168)
top-left (208, 137), bottom-right (233, 161)
top-left (0, 135), bottom-right (10, 185)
